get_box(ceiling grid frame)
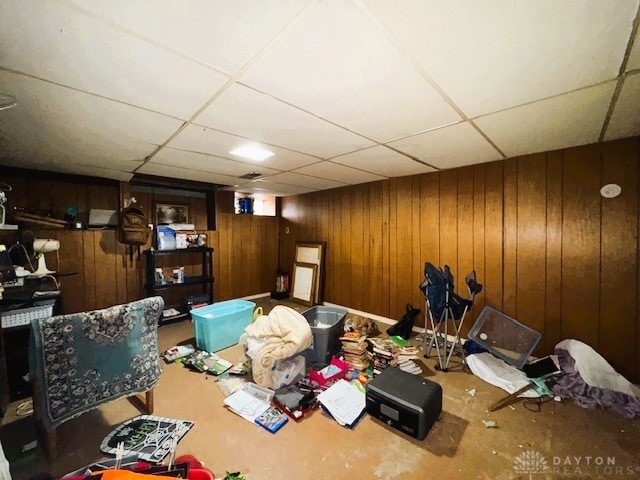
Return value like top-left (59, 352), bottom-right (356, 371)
top-left (1, 1), bottom-right (640, 194)
top-left (132, 0), bottom-right (322, 172)
top-left (599, 2), bottom-right (640, 142)
top-left (352, 0), bottom-right (508, 160)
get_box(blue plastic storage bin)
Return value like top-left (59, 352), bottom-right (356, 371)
top-left (192, 300), bottom-right (255, 353)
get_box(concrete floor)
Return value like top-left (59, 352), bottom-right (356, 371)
top-left (3, 297), bottom-right (640, 480)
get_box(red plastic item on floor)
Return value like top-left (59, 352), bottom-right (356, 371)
top-left (175, 454), bottom-right (204, 470)
top-left (187, 469), bottom-right (214, 480)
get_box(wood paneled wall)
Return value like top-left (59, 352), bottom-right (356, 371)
top-left (281, 137), bottom-right (640, 382)
top-left (0, 175), bottom-right (278, 314)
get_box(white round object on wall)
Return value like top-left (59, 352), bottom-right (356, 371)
top-left (600, 184), bottom-right (621, 198)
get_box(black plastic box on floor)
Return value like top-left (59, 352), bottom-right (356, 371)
top-left (366, 367), bottom-right (442, 440)
top-left (270, 291), bottom-right (289, 300)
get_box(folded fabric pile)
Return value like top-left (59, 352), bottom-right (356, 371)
top-left (239, 306), bottom-right (312, 389)
top-left (552, 339), bottom-right (640, 419)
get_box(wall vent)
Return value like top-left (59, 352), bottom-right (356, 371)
top-left (239, 172), bottom-right (262, 180)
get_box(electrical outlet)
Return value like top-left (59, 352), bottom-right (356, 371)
top-left (285, 227), bottom-right (290, 234)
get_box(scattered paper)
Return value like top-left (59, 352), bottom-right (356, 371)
top-left (317, 379), bottom-right (365, 427)
top-left (223, 383), bottom-right (274, 423)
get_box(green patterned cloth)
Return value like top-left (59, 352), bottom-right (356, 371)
top-left (29, 296), bottom-right (164, 429)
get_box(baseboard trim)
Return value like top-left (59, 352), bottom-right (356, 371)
top-left (323, 301), bottom-right (427, 334)
top-left (322, 301), bottom-right (467, 345)
top-left (240, 292), bottom-right (271, 300)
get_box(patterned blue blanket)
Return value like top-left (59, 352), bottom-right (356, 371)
top-left (29, 296), bottom-right (164, 430)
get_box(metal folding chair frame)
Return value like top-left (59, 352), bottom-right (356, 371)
top-left (423, 265), bottom-right (481, 372)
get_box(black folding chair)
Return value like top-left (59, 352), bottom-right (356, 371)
top-left (420, 263), bottom-right (482, 371)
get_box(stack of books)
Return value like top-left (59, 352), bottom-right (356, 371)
top-left (340, 332), bottom-right (370, 370)
top-left (367, 337), bottom-right (399, 376)
top-left (397, 346), bottom-right (423, 375)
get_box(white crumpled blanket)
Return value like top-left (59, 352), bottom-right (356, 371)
top-left (239, 305), bottom-right (312, 389)
top-left (466, 352), bottom-right (542, 398)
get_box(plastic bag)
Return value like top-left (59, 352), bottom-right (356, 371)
top-left (271, 355), bottom-right (305, 389)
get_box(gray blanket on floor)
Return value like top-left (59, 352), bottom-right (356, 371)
top-left (552, 340), bottom-right (640, 419)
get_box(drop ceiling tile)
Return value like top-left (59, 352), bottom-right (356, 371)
top-left (0, 157), bottom-right (134, 181)
top-left (627, 29), bottom-right (640, 72)
top-left (168, 125), bottom-right (319, 171)
top-left (52, 164), bottom-right (135, 181)
top-left (604, 73), bottom-right (640, 141)
top-left (66, 0), bottom-right (310, 75)
top-left (364, 0), bottom-right (636, 117)
top-left (292, 161), bottom-right (386, 185)
top-left (265, 172), bottom-right (347, 190)
top-left (476, 81), bottom-right (616, 157)
top-left (151, 147), bottom-right (280, 177)
top-left (0, 0), bottom-right (228, 119)
top-left (241, 0), bottom-right (459, 142)
top-left (388, 122), bottom-right (501, 169)
top-left (0, 71), bottom-right (181, 169)
top-left (237, 179), bottom-right (318, 196)
top-left (196, 84), bottom-right (375, 158)
top-left (331, 145), bottom-right (434, 177)
top-left (137, 162), bottom-right (241, 186)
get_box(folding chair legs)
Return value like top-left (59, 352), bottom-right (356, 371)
top-left (424, 305), bottom-right (468, 372)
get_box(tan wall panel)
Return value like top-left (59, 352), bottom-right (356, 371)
top-left (561, 144), bottom-right (601, 347)
top-left (369, 182), bottom-right (384, 316)
top-left (410, 176), bottom-right (424, 326)
top-left (395, 177), bottom-right (413, 321)
top-left (280, 137), bottom-right (639, 380)
top-left (439, 170), bottom-right (458, 292)
top-left (351, 185), bottom-right (365, 311)
top-left (516, 154), bottom-right (547, 354)
top-left (472, 164), bottom-right (486, 321)
top-left (600, 138), bottom-right (638, 380)
top-left (502, 158), bottom-right (518, 318)
top-left (484, 161), bottom-right (504, 312)
top-left (457, 166), bottom-right (475, 336)
top-left (545, 151), bottom-right (563, 353)
top-left (2, 177), bottom-right (277, 316)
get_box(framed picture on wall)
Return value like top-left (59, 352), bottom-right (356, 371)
top-left (291, 262), bottom-right (318, 306)
top-left (154, 203), bottom-right (189, 225)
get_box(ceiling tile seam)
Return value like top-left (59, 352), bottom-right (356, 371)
top-left (377, 120), bottom-right (468, 149)
top-left (55, 0), bottom-right (232, 77)
top-left (617, 2), bottom-right (640, 77)
top-left (157, 145), bottom-right (288, 173)
top-left (142, 162), bottom-right (254, 182)
top-left (0, 66), bottom-right (185, 122)
top-left (379, 120), bottom-right (463, 144)
top-left (353, 0), bottom-right (506, 160)
top-left (188, 122), bottom-right (327, 160)
top-left (274, 170), bottom-right (352, 187)
top-left (134, 0), bottom-right (321, 173)
top-left (235, 81), bottom-right (460, 171)
top-left (599, 3), bottom-right (640, 142)
top-left (598, 76), bottom-right (627, 143)
top-left (322, 159), bottom-right (391, 179)
top-left (244, 178), bottom-right (323, 190)
top-left (382, 144), bottom-right (440, 171)
top-left (234, 81), bottom-right (384, 146)
top-left (468, 77), bottom-right (620, 123)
